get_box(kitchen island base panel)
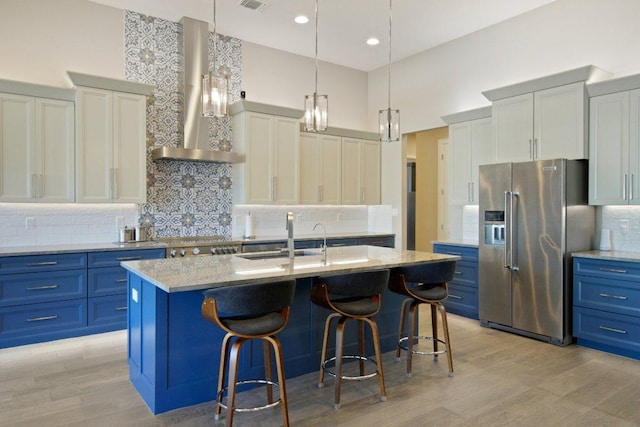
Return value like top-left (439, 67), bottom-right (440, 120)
top-left (127, 274), bottom-right (407, 415)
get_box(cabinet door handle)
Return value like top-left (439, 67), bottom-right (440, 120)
top-left (360, 187), bottom-right (365, 203)
top-left (623, 174), bottom-right (628, 201)
top-left (331, 243), bottom-right (347, 247)
top-left (116, 278), bottom-right (128, 283)
top-left (467, 182), bottom-right (471, 202)
top-left (448, 294), bottom-right (462, 300)
top-left (533, 138), bottom-right (538, 159)
top-left (27, 315), bottom-right (58, 322)
top-left (116, 306), bottom-right (128, 311)
top-left (529, 139), bottom-right (533, 159)
top-left (446, 251), bottom-right (462, 256)
top-left (26, 261), bottom-right (59, 266)
top-left (27, 285), bottom-right (59, 291)
top-left (599, 267), bottom-right (628, 274)
top-left (599, 292), bottom-right (628, 300)
top-left (470, 182), bottom-right (474, 202)
top-left (599, 325), bottom-right (627, 334)
top-left (631, 174), bottom-right (635, 201)
top-left (116, 256), bottom-right (142, 261)
top-left (31, 174), bottom-right (38, 199)
top-left (454, 271), bottom-right (463, 276)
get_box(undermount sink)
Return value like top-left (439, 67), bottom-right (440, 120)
top-left (237, 249), bottom-right (318, 261)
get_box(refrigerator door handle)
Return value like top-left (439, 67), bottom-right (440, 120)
top-left (504, 190), bottom-right (511, 269)
top-left (510, 191), bottom-right (519, 272)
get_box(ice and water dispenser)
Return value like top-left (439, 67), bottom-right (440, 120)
top-left (483, 211), bottom-right (505, 245)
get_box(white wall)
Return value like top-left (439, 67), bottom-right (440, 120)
top-left (0, 0), bottom-right (125, 86)
top-left (242, 41), bottom-right (370, 130)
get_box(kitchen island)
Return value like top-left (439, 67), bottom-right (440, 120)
top-left (121, 246), bottom-right (459, 414)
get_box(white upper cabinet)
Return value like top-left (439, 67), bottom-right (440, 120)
top-left (443, 107), bottom-right (492, 205)
top-left (300, 132), bottom-right (342, 204)
top-left (587, 73), bottom-right (640, 205)
top-left (483, 66), bottom-right (611, 164)
top-left (231, 102), bottom-right (302, 204)
top-left (341, 137), bottom-right (380, 205)
top-left (0, 92), bottom-right (74, 203)
top-left (75, 87), bottom-right (147, 203)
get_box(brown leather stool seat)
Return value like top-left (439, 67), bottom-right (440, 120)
top-left (389, 260), bottom-right (457, 377)
top-left (311, 269), bottom-right (390, 409)
top-left (202, 280), bottom-right (296, 426)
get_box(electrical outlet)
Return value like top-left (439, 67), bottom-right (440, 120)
top-left (295, 213), bottom-right (303, 223)
top-left (25, 217), bottom-right (35, 229)
top-left (336, 213), bottom-right (342, 222)
top-left (621, 219), bottom-right (629, 235)
top-left (116, 216), bottom-right (125, 229)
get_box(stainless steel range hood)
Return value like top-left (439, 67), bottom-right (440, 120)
top-left (152, 17), bottom-right (236, 163)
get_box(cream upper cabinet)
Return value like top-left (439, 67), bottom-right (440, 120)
top-left (75, 87), bottom-right (147, 203)
top-left (491, 82), bottom-right (586, 163)
top-left (0, 93), bottom-right (74, 203)
top-left (447, 116), bottom-right (492, 205)
top-left (341, 137), bottom-right (380, 205)
top-left (232, 108), bottom-right (301, 204)
top-left (300, 132), bottom-right (341, 204)
top-left (588, 89), bottom-right (640, 205)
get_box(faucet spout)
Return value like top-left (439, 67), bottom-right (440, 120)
top-left (313, 222), bottom-right (327, 264)
top-left (286, 212), bottom-right (294, 260)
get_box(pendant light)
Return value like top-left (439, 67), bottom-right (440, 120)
top-left (202, 0), bottom-right (229, 117)
top-left (379, 0), bottom-right (400, 142)
top-left (304, 0), bottom-right (328, 132)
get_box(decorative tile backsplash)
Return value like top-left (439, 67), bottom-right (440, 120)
top-left (124, 11), bottom-right (241, 238)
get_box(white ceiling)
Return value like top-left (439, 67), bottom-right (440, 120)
top-left (90, 0), bottom-right (556, 72)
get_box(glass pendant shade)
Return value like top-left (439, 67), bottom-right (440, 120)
top-left (202, 71), bottom-right (228, 118)
top-left (304, 93), bottom-right (328, 132)
top-left (379, 107), bottom-right (400, 142)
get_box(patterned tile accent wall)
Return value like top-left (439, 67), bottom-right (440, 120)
top-left (124, 11), bottom-right (241, 238)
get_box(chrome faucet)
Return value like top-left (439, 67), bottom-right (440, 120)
top-left (314, 222), bottom-right (327, 263)
top-left (286, 212), bottom-right (294, 260)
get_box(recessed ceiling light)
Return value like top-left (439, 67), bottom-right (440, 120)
top-left (367, 37), bottom-right (380, 46)
top-left (295, 15), bottom-right (309, 24)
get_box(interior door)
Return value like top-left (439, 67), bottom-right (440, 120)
top-left (511, 159), bottom-right (565, 339)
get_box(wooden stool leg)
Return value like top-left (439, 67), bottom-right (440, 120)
top-left (396, 298), bottom-right (411, 360)
top-left (365, 317), bottom-right (386, 401)
top-left (358, 319), bottom-right (365, 376)
top-left (406, 300), bottom-right (419, 377)
top-left (334, 317), bottom-right (348, 409)
top-left (431, 304), bottom-right (439, 359)
top-left (438, 303), bottom-right (454, 376)
top-left (319, 313), bottom-right (339, 387)
top-left (265, 335), bottom-right (289, 427)
top-left (226, 338), bottom-right (245, 427)
top-left (263, 339), bottom-right (274, 403)
top-left (216, 333), bottom-right (233, 420)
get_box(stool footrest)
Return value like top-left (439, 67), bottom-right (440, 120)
top-left (321, 355), bottom-right (379, 381)
top-left (217, 379), bottom-right (281, 413)
top-left (398, 335), bottom-right (447, 356)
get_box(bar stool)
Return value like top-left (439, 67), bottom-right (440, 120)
top-left (311, 269), bottom-right (389, 409)
top-left (388, 261), bottom-right (457, 378)
top-left (201, 280), bottom-right (296, 427)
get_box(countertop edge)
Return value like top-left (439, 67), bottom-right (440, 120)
top-left (572, 250), bottom-right (640, 263)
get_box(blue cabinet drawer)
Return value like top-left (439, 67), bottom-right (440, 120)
top-left (88, 294), bottom-right (127, 327)
top-left (0, 253), bottom-right (87, 275)
top-left (574, 274), bottom-right (640, 317)
top-left (450, 261), bottom-right (478, 288)
top-left (573, 257), bottom-right (640, 281)
top-left (327, 238), bottom-right (358, 247)
top-left (88, 266), bottom-right (128, 297)
top-left (433, 244), bottom-right (478, 262)
top-left (444, 283), bottom-right (478, 319)
top-left (574, 306), bottom-right (640, 354)
top-left (0, 299), bottom-right (86, 338)
top-left (88, 248), bottom-right (165, 268)
top-left (0, 269), bottom-right (87, 307)
top-left (358, 236), bottom-right (394, 247)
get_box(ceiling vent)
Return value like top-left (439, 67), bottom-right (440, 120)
top-left (239, 0), bottom-right (268, 12)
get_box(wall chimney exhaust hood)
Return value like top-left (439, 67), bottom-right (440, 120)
top-left (151, 17), bottom-right (237, 163)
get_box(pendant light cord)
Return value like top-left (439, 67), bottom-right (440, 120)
top-left (314, 0), bottom-right (319, 95)
top-left (387, 0), bottom-right (392, 111)
top-left (212, 0), bottom-right (217, 72)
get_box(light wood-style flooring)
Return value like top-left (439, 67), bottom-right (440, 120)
top-left (2, 311), bottom-right (640, 426)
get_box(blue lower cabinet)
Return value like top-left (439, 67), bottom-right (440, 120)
top-left (0, 269), bottom-right (87, 307)
top-left (433, 244), bottom-right (479, 319)
top-left (88, 294), bottom-right (128, 328)
top-left (88, 266), bottom-right (129, 297)
top-left (0, 299), bottom-right (87, 348)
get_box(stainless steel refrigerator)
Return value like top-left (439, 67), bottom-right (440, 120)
top-left (478, 159), bottom-right (594, 345)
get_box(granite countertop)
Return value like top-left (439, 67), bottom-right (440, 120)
top-left (572, 250), bottom-right (640, 263)
top-left (236, 232), bottom-right (395, 244)
top-left (122, 245), bottom-right (459, 293)
top-left (432, 239), bottom-right (479, 248)
top-left (0, 241), bottom-right (166, 257)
